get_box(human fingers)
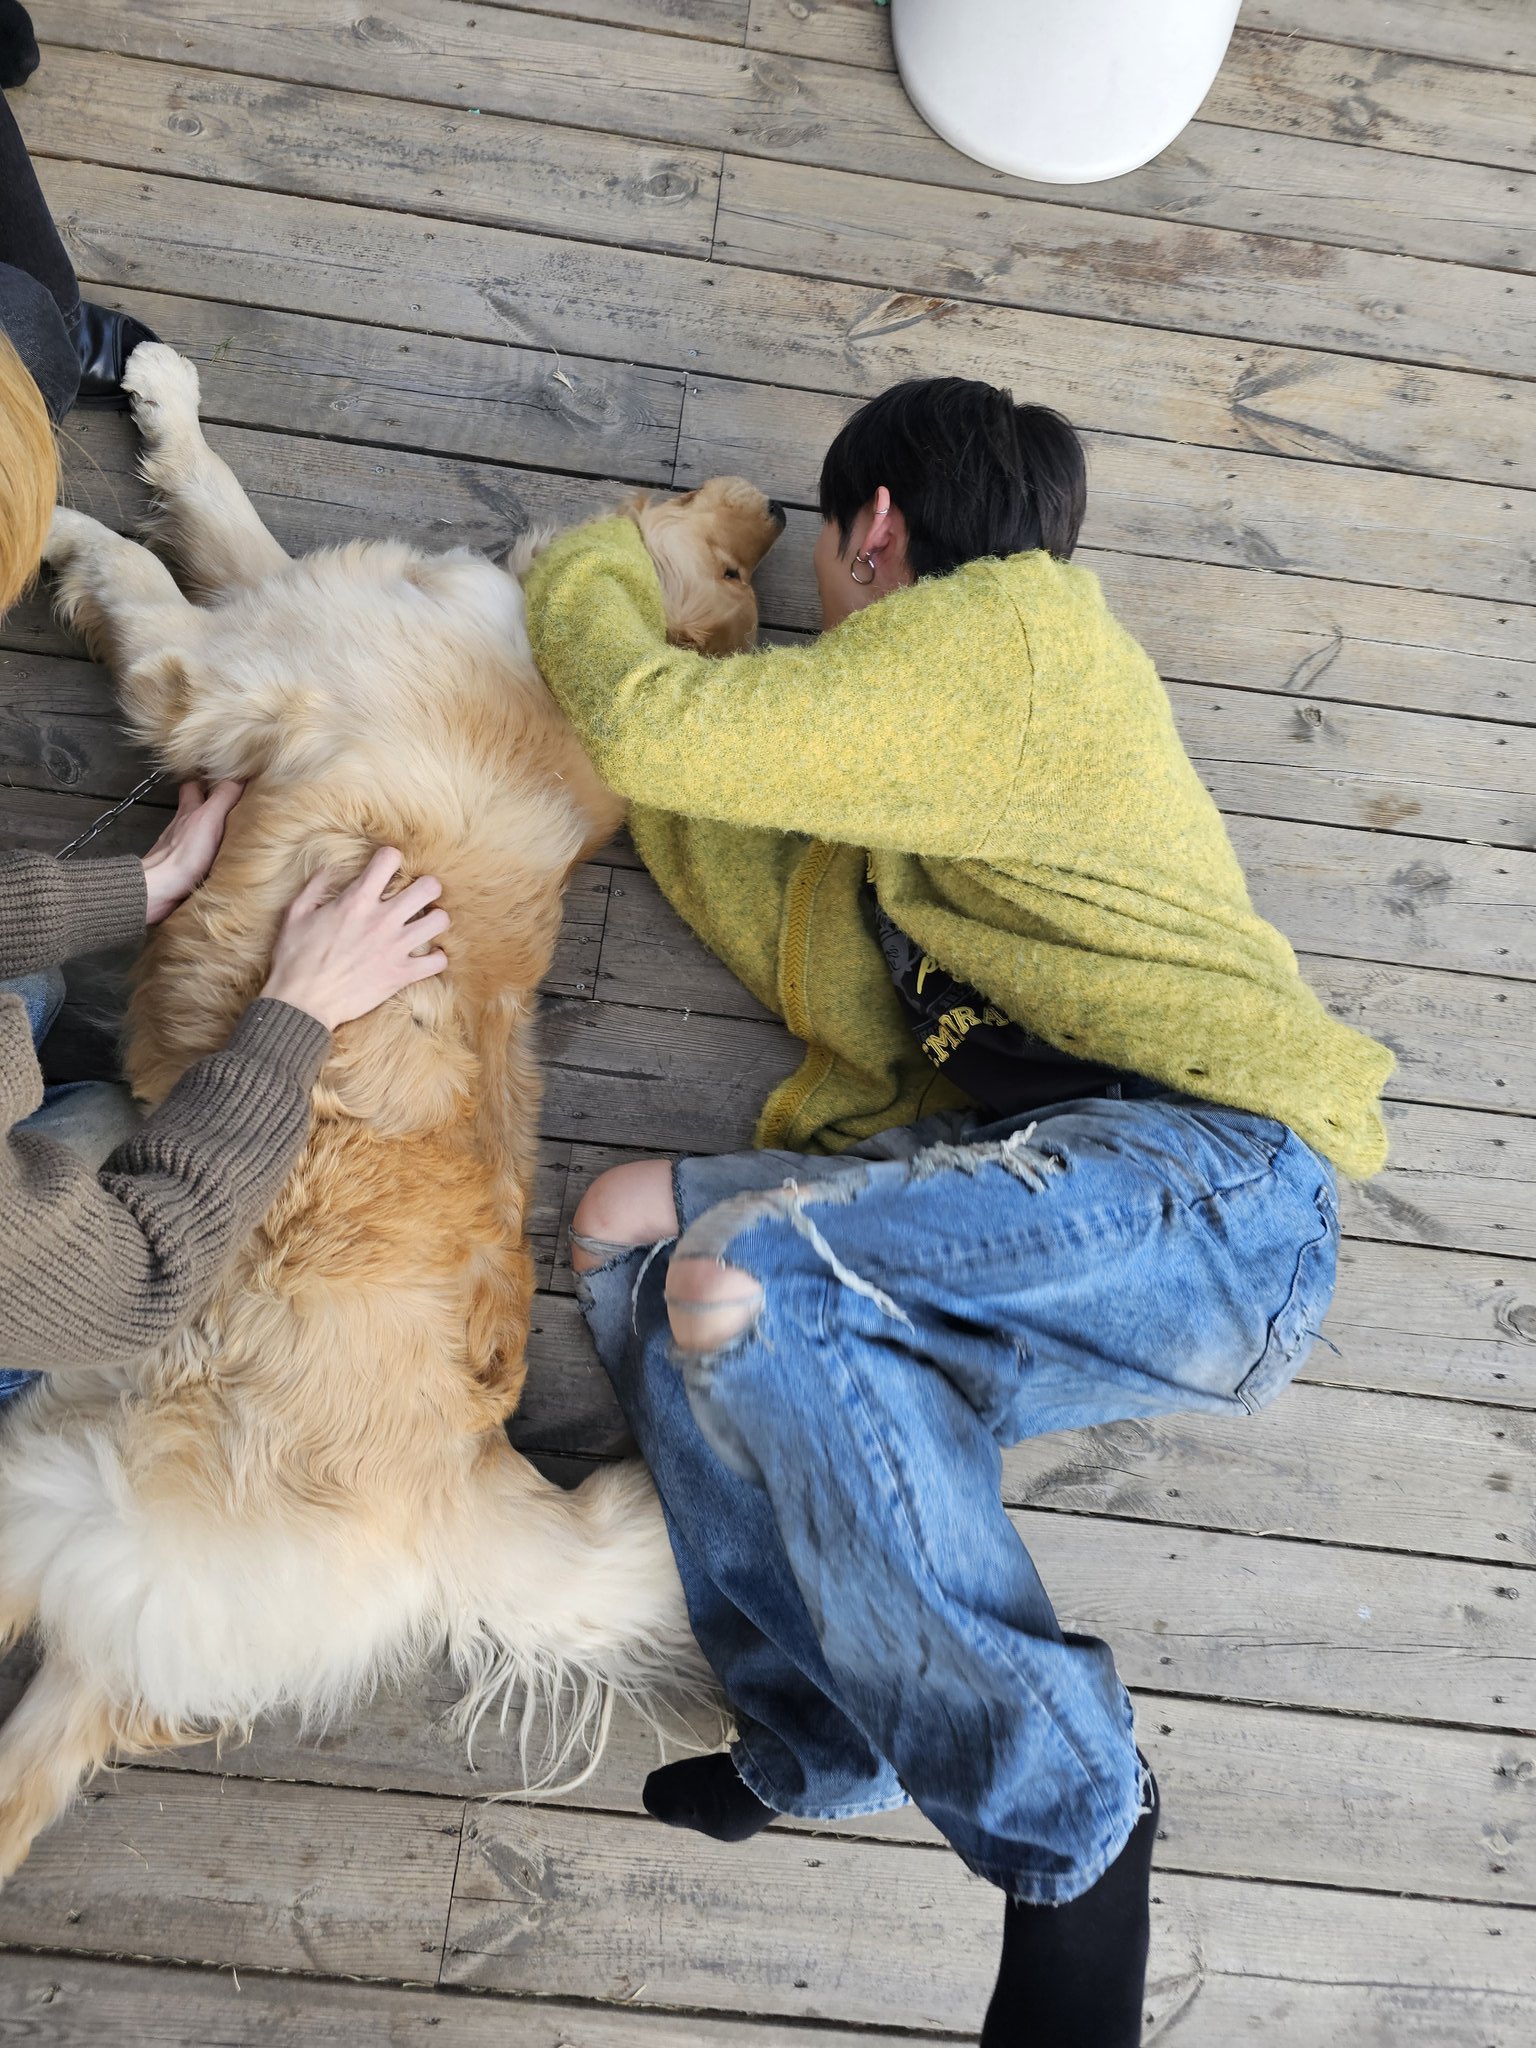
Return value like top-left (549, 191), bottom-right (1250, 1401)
top-left (350, 845), bottom-right (405, 903)
top-left (203, 778), bottom-right (245, 824)
top-left (389, 874), bottom-right (444, 923)
top-left (403, 906), bottom-right (451, 950)
top-left (400, 948), bottom-right (449, 983)
top-left (287, 868), bottom-right (336, 918)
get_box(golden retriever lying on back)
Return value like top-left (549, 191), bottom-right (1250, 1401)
top-left (0, 344), bottom-right (781, 1881)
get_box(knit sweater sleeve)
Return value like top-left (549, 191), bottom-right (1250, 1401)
top-left (523, 519), bottom-right (1025, 857)
top-left (0, 852), bottom-right (148, 976)
top-left (0, 998), bottom-right (331, 1372)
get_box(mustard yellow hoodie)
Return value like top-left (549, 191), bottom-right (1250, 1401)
top-left (524, 520), bottom-right (1391, 1177)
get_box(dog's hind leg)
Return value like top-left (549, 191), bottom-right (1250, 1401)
top-left (445, 1446), bottom-right (713, 1783)
top-left (124, 344), bottom-right (289, 599)
top-left (44, 507), bottom-right (209, 758)
top-left (0, 1654), bottom-right (116, 1885)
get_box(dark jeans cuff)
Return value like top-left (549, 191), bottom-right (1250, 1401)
top-left (0, 259), bottom-right (80, 421)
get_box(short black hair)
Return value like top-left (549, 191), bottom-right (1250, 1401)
top-left (818, 378), bottom-right (1087, 580)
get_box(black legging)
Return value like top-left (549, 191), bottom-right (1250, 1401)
top-left (0, 89), bottom-right (82, 419)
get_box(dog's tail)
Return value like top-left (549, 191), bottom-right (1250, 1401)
top-left (0, 1655), bottom-right (119, 1886)
top-left (442, 1445), bottom-right (715, 1794)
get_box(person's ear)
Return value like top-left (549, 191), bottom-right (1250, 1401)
top-left (862, 487), bottom-right (911, 584)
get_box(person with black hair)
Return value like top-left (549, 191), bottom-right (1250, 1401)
top-left (520, 377), bottom-right (1389, 2046)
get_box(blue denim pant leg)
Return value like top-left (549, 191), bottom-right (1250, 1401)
top-left (580, 1093), bottom-right (1338, 1904)
top-left (582, 1149), bottom-right (912, 1822)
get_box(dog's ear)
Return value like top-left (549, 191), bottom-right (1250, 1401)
top-left (501, 526), bottom-right (556, 579)
top-left (665, 614), bottom-right (718, 654)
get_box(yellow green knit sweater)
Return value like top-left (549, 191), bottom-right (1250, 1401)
top-left (525, 519), bottom-right (1392, 1177)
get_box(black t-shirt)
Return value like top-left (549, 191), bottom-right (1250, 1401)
top-left (869, 887), bottom-right (1128, 1117)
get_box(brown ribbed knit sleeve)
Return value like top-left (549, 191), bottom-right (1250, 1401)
top-left (0, 852), bottom-right (147, 976)
top-left (0, 997), bottom-right (331, 1372)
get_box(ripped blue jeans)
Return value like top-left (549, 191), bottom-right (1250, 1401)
top-left (577, 1089), bottom-right (1339, 1905)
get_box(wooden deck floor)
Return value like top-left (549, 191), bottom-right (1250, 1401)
top-left (1, 1), bottom-right (1534, 2039)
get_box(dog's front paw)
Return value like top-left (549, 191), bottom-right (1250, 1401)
top-left (122, 344), bottom-right (202, 440)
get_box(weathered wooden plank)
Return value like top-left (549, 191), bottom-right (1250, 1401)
top-left (2, 1631), bottom-right (1518, 1910)
top-left (0, 1956), bottom-right (927, 2048)
top-left (677, 372), bottom-right (1536, 605)
top-left (7, 1945), bottom-right (1533, 2048)
top-left (1000, 1382), bottom-right (1536, 1566)
top-left (1026, 1510), bottom-right (1532, 1729)
top-left (137, 283), bottom-right (1530, 621)
top-left (35, 1), bottom-right (1533, 269)
top-left (444, 1805), bottom-right (1536, 2029)
top-left (1226, 814), bottom-right (1536, 983)
top-left (539, 994), bottom-right (799, 1153)
top-left (0, 646), bottom-right (146, 806)
top-left (543, 864), bottom-right (609, 1002)
top-left (715, 154), bottom-right (1535, 378)
top-left (44, 157), bottom-right (1533, 493)
top-left (516, 1288), bottom-right (635, 1455)
top-left (1353, 1101), bottom-right (1536, 1258)
top-left (1313, 958), bottom-right (1535, 1115)
top-left (1085, 546), bottom-right (1533, 726)
top-left (0, 1769), bottom-right (460, 1982)
top-left (105, 290), bottom-right (685, 487)
top-left (596, 866), bottom-right (777, 1022)
top-left (598, 862), bottom-right (1536, 1117)
top-left (14, 46), bottom-right (720, 259)
top-left (1208, 27), bottom-right (1534, 173)
top-left (1325, 1238), bottom-right (1536, 1407)
top-left (491, 0), bottom-right (749, 39)
top-left (1243, 0), bottom-right (1536, 75)
top-left (748, 0), bottom-right (1536, 83)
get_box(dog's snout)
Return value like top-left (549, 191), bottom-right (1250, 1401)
top-left (766, 499), bottom-right (788, 529)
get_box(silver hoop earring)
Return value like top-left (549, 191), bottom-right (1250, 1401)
top-left (849, 551), bottom-right (876, 585)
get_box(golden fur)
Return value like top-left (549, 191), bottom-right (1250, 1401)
top-left (0, 334), bottom-right (56, 620)
top-left (0, 345), bottom-right (781, 1882)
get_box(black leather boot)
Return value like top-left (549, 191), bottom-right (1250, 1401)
top-left (0, 2), bottom-right (39, 90)
top-left (73, 303), bottom-right (160, 404)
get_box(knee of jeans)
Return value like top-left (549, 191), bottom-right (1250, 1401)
top-left (668, 1164), bottom-right (922, 1366)
top-left (569, 1157), bottom-right (678, 1274)
top-left (665, 1253), bottom-right (765, 1355)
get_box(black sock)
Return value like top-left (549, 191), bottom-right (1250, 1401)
top-left (643, 1752), bottom-right (777, 1844)
top-left (981, 1767), bottom-right (1159, 2048)
top-left (0, 2), bottom-right (37, 89)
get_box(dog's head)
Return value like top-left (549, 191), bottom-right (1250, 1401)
top-left (629, 478), bottom-right (786, 655)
